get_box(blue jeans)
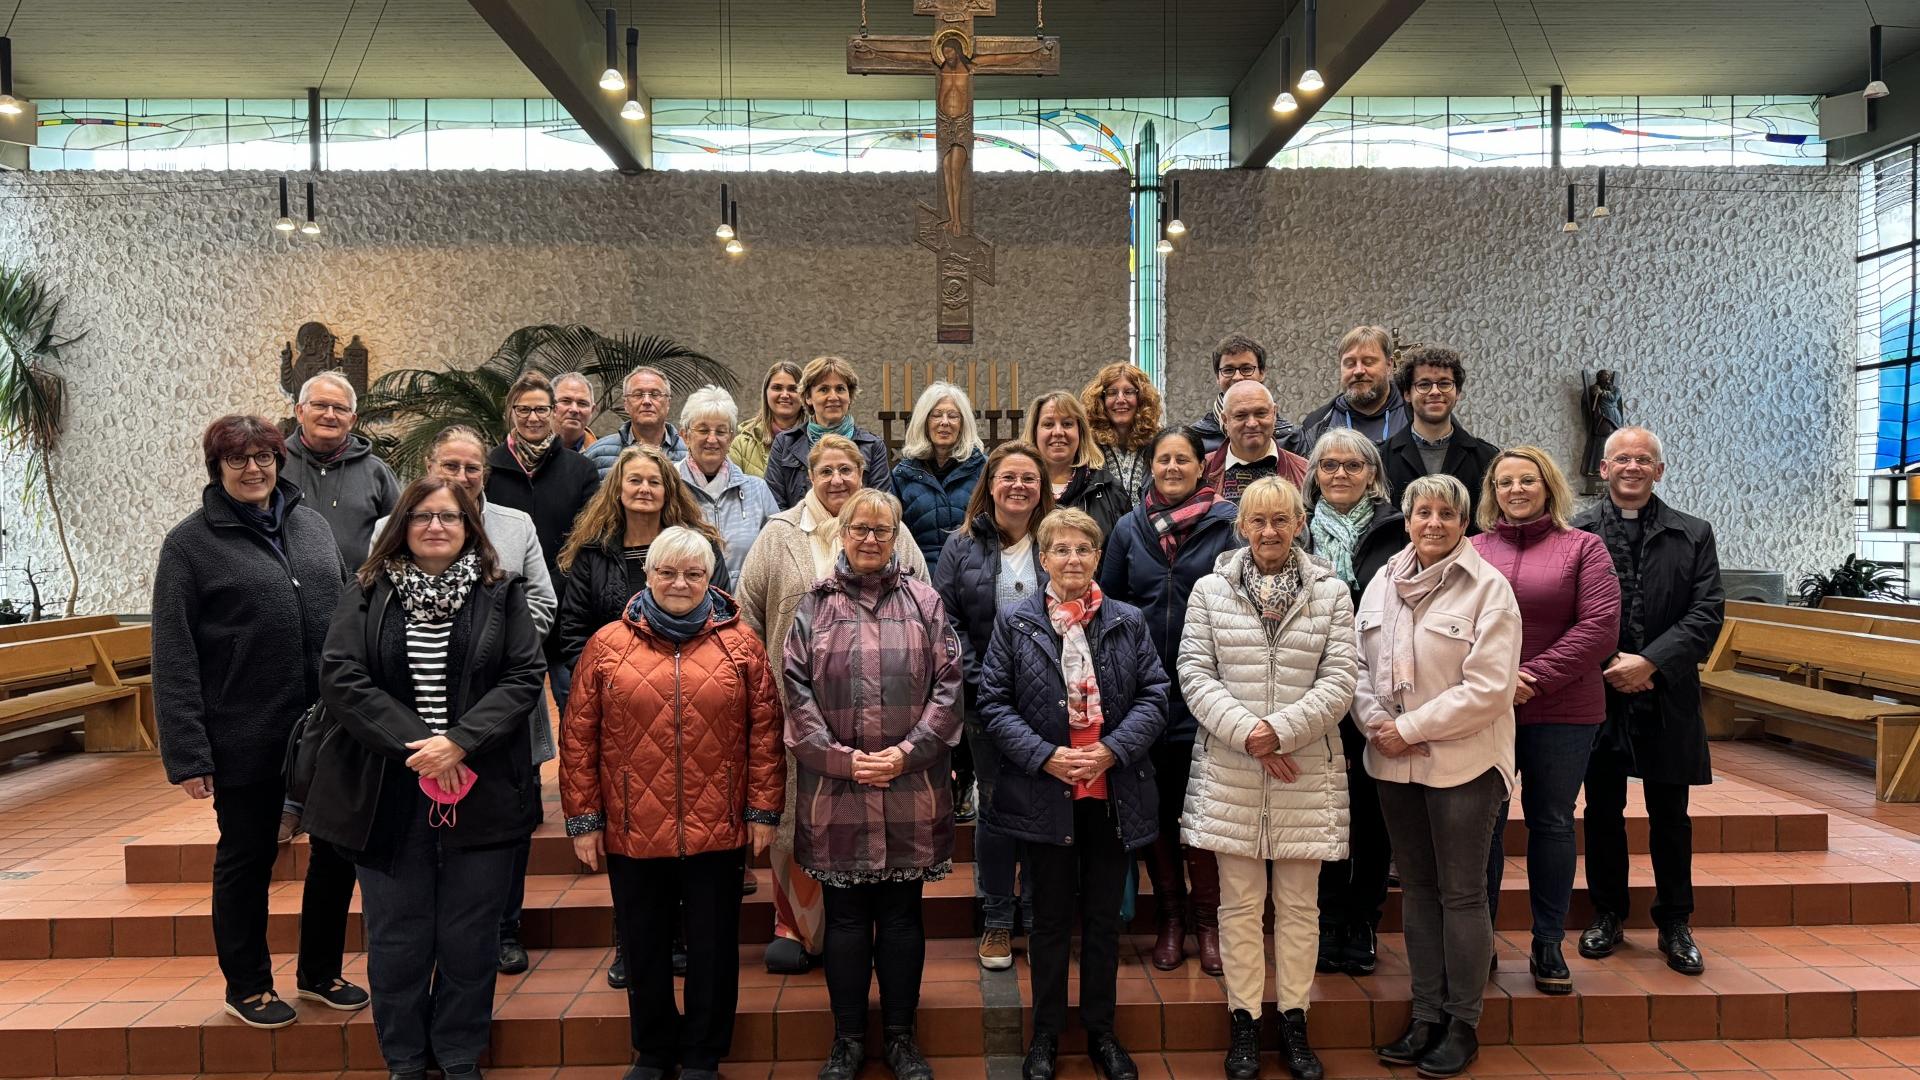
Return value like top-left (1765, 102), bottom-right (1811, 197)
top-left (1487, 723), bottom-right (1600, 943)
top-left (357, 791), bottom-right (519, 1073)
top-left (968, 717), bottom-right (1032, 931)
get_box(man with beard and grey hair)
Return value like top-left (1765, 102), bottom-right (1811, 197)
top-left (1295, 325), bottom-right (1412, 454)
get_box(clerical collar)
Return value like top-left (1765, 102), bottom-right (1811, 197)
top-left (1225, 444), bottom-right (1277, 470)
top-left (1618, 506), bottom-right (1641, 519)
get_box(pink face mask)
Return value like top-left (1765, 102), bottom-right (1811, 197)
top-left (421, 767), bottom-right (477, 828)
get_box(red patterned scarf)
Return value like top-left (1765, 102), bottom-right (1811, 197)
top-left (1046, 582), bottom-right (1108, 800)
top-left (1144, 483), bottom-right (1220, 562)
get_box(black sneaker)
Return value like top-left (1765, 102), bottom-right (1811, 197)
top-left (441, 1066), bottom-right (483, 1080)
top-left (1022, 1032), bottom-right (1059, 1080)
top-left (1578, 911), bottom-right (1624, 959)
top-left (498, 937), bottom-right (529, 975)
top-left (885, 1030), bottom-right (935, 1080)
top-left (224, 990), bottom-right (297, 1029)
top-left (621, 1067), bottom-right (668, 1080)
top-left (1224, 1008), bottom-right (1260, 1080)
top-left (1315, 923), bottom-right (1342, 974)
top-left (1278, 1008), bottom-right (1323, 1080)
top-left (607, 946), bottom-right (628, 989)
top-left (1343, 921), bottom-right (1378, 975)
top-left (820, 1036), bottom-right (864, 1080)
top-left (296, 977), bottom-right (369, 1011)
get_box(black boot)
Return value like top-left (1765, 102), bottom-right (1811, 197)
top-left (1224, 1009), bottom-right (1260, 1080)
top-left (1659, 922), bottom-right (1705, 975)
top-left (1530, 939), bottom-right (1572, 994)
top-left (1578, 911), bottom-right (1624, 959)
top-left (884, 1029), bottom-right (934, 1080)
top-left (819, 1037), bottom-right (864, 1080)
top-left (1375, 1017), bottom-right (1444, 1066)
top-left (1278, 1008), bottom-right (1323, 1080)
top-left (1415, 1018), bottom-right (1477, 1079)
top-left (606, 946), bottom-right (628, 989)
top-left (1021, 1032), bottom-right (1059, 1080)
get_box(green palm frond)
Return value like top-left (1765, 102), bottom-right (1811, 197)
top-left (0, 265), bottom-right (88, 615)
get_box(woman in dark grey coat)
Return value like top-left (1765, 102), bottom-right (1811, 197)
top-left (152, 414), bottom-right (365, 1029)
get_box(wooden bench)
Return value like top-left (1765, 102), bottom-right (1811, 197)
top-left (1821, 596), bottom-right (1920, 619)
top-left (1722, 603), bottom-right (1920, 700)
top-left (1702, 618), bottom-right (1920, 802)
top-left (0, 614), bottom-right (118, 646)
top-left (0, 633), bottom-right (147, 763)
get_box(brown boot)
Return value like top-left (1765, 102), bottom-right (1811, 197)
top-left (1143, 837), bottom-right (1188, 970)
top-left (1186, 847), bottom-right (1224, 977)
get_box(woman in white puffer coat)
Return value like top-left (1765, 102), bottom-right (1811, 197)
top-left (1178, 476), bottom-right (1358, 1080)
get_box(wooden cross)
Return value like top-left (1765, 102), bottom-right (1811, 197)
top-left (848, 0), bottom-right (1060, 343)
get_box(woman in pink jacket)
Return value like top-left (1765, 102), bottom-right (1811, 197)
top-left (1354, 474), bottom-right (1520, 1080)
top-left (1471, 447), bottom-right (1621, 996)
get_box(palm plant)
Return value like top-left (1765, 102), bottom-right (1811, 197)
top-left (0, 267), bottom-right (85, 616)
top-left (357, 324), bottom-right (732, 478)
top-left (1795, 554), bottom-right (1907, 607)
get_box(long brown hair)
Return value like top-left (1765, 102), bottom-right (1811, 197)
top-left (959, 440), bottom-right (1056, 541)
top-left (1080, 363), bottom-right (1163, 453)
top-left (754, 360), bottom-right (804, 433)
top-left (559, 445), bottom-right (723, 573)
top-left (358, 477), bottom-right (502, 588)
top-left (1023, 391), bottom-right (1106, 469)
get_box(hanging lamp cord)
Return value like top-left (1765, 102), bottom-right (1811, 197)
top-left (1036, 0), bottom-right (1044, 34)
top-left (860, 0), bottom-right (868, 36)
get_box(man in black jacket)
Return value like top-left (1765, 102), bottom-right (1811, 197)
top-left (1294, 325), bottom-right (1410, 455)
top-left (1572, 426), bottom-right (1724, 976)
top-left (1378, 345), bottom-right (1499, 531)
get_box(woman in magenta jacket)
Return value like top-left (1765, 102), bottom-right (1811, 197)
top-left (1470, 446), bottom-right (1620, 996)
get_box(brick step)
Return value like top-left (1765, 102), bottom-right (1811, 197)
top-left (119, 797), bottom-right (1831, 884)
top-left (6, 854), bottom-right (1916, 962)
top-left (6, 927), bottom-right (1920, 1076)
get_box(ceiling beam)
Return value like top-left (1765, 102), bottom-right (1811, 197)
top-left (1229, 0), bottom-right (1428, 168)
top-left (466, 0), bottom-right (651, 172)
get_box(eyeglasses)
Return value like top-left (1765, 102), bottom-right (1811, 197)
top-left (510, 405), bottom-right (553, 418)
top-left (994, 472), bottom-right (1042, 487)
top-left (1243, 515), bottom-right (1296, 533)
top-left (812, 464), bottom-right (859, 481)
top-left (406, 510), bottom-right (465, 528)
top-left (1412, 380), bottom-right (1457, 395)
top-left (624, 389), bottom-right (668, 402)
top-left (688, 425), bottom-right (734, 440)
top-left (222, 451), bottom-right (277, 470)
top-left (302, 401), bottom-right (353, 416)
top-left (649, 566), bottom-right (710, 585)
top-left (1607, 454), bottom-right (1659, 468)
top-left (436, 462), bottom-right (486, 478)
top-left (1046, 544), bottom-right (1097, 560)
top-left (843, 524), bottom-right (896, 541)
top-left (1493, 475), bottom-right (1542, 490)
top-left (1217, 364), bottom-right (1261, 379)
top-left (1316, 459), bottom-right (1369, 475)
top-left (1101, 387), bottom-right (1139, 401)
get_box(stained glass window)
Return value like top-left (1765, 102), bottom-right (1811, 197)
top-left (1854, 145), bottom-right (1920, 571)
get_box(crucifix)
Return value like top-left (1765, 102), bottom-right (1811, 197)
top-left (849, 0), bottom-right (1060, 343)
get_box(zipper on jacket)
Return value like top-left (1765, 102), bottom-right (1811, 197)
top-left (674, 647), bottom-right (687, 858)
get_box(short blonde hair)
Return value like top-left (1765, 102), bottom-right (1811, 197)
top-left (1478, 446), bottom-right (1574, 532)
top-left (646, 525), bottom-right (717, 577)
top-left (901, 382), bottom-right (984, 463)
top-left (837, 488), bottom-right (903, 531)
top-left (1035, 507), bottom-right (1102, 551)
top-left (1337, 324), bottom-right (1393, 362)
top-left (1236, 476), bottom-right (1306, 530)
top-left (1023, 391), bottom-right (1106, 470)
top-left (808, 433), bottom-right (863, 472)
top-left (1402, 473), bottom-right (1470, 519)
top-left (802, 355), bottom-right (860, 399)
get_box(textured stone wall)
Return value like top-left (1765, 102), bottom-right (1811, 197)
top-left (0, 169), bottom-right (1129, 613)
top-left (1164, 167), bottom-right (1856, 580)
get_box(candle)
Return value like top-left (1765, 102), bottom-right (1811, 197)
top-left (903, 363), bottom-right (914, 411)
top-left (985, 361), bottom-right (997, 410)
top-left (882, 365), bottom-right (892, 414)
top-left (1010, 362), bottom-right (1020, 410)
top-left (968, 363), bottom-right (978, 409)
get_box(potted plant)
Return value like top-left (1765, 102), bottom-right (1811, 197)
top-left (357, 324), bottom-right (732, 479)
top-left (1795, 554), bottom-right (1907, 607)
top-left (0, 267), bottom-right (84, 616)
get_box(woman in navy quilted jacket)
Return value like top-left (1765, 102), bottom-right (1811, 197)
top-left (979, 507), bottom-right (1169, 1080)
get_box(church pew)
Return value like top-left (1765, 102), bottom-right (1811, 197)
top-left (0, 633), bottom-right (147, 763)
top-left (0, 613), bottom-right (117, 646)
top-left (1701, 618), bottom-right (1920, 801)
top-left (1821, 596), bottom-right (1920, 618)
top-left (1720, 603), bottom-right (1920, 699)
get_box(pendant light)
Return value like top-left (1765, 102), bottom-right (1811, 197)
top-left (598, 8), bottom-right (626, 91)
top-left (724, 200), bottom-right (744, 255)
top-left (1562, 183), bottom-right (1579, 234)
top-left (0, 38), bottom-right (20, 116)
top-left (1866, 24), bottom-right (1890, 100)
top-left (301, 181), bottom-right (322, 235)
top-left (715, 182), bottom-right (734, 240)
top-left (273, 176), bottom-right (297, 233)
top-left (1154, 202), bottom-right (1174, 255)
top-left (621, 27), bottom-right (645, 119)
top-left (1298, 0), bottom-right (1324, 92)
top-left (1165, 177), bottom-right (1186, 237)
top-left (1272, 35), bottom-right (1298, 113)
top-left (1590, 168), bottom-right (1611, 218)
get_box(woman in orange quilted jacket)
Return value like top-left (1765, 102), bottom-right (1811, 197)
top-left (560, 525), bottom-right (786, 1080)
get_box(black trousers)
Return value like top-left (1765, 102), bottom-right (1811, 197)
top-left (607, 847), bottom-right (746, 1071)
top-left (498, 835), bottom-right (532, 939)
top-left (1316, 718), bottom-right (1392, 926)
top-left (210, 777), bottom-right (356, 1000)
top-left (1021, 798), bottom-right (1129, 1040)
top-left (822, 878), bottom-right (926, 1040)
top-left (1584, 742), bottom-right (1695, 927)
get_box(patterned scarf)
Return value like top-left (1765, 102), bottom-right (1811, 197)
top-left (1371, 540), bottom-right (1467, 714)
top-left (1144, 483), bottom-right (1220, 562)
top-left (506, 432), bottom-right (555, 476)
top-left (1309, 497), bottom-right (1376, 587)
top-left (385, 550), bottom-right (482, 624)
top-left (1045, 582), bottom-right (1107, 799)
top-left (805, 415), bottom-right (858, 443)
top-left (1238, 547), bottom-right (1304, 624)
top-left (1593, 499), bottom-right (1649, 652)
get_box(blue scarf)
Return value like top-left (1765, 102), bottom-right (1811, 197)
top-left (632, 586), bottom-right (716, 644)
top-left (223, 487), bottom-right (288, 558)
top-left (806, 415), bottom-right (858, 443)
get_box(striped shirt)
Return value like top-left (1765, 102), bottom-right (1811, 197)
top-left (407, 618), bottom-right (454, 733)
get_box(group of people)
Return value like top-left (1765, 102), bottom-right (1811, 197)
top-left (152, 328), bottom-right (1724, 1080)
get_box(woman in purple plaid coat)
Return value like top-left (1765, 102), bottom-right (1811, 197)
top-left (783, 488), bottom-right (965, 1080)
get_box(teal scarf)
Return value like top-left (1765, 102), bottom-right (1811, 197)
top-left (806, 415), bottom-right (858, 442)
top-left (1310, 497), bottom-right (1376, 587)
